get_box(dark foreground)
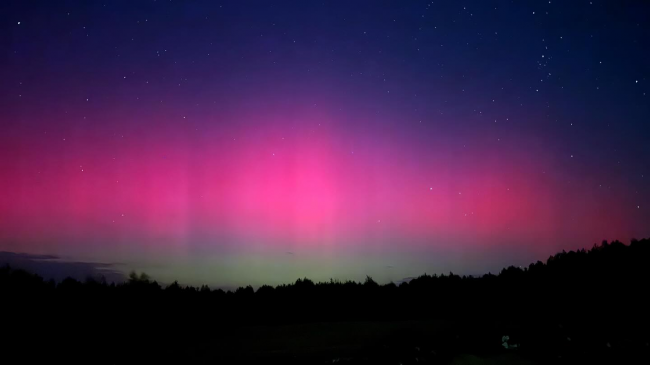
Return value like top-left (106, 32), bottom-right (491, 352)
top-left (5, 316), bottom-right (649, 364)
top-left (3, 239), bottom-right (650, 364)
top-left (169, 320), bottom-right (648, 365)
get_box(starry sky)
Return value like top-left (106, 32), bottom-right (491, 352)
top-left (1, 0), bottom-right (649, 287)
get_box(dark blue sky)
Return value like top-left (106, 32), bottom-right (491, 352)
top-left (1, 1), bottom-right (649, 286)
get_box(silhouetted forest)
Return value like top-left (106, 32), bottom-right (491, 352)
top-left (3, 239), bottom-right (650, 364)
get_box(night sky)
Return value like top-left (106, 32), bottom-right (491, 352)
top-left (1, 0), bottom-right (649, 287)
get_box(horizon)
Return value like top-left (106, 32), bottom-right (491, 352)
top-left (1, 1), bottom-right (649, 289)
top-left (0, 238), bottom-right (641, 289)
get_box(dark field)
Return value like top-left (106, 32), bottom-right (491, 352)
top-left (174, 319), bottom-right (646, 364)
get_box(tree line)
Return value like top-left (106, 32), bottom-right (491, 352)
top-left (2, 238), bottom-right (649, 364)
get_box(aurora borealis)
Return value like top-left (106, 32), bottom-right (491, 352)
top-left (1, 1), bottom-right (649, 287)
